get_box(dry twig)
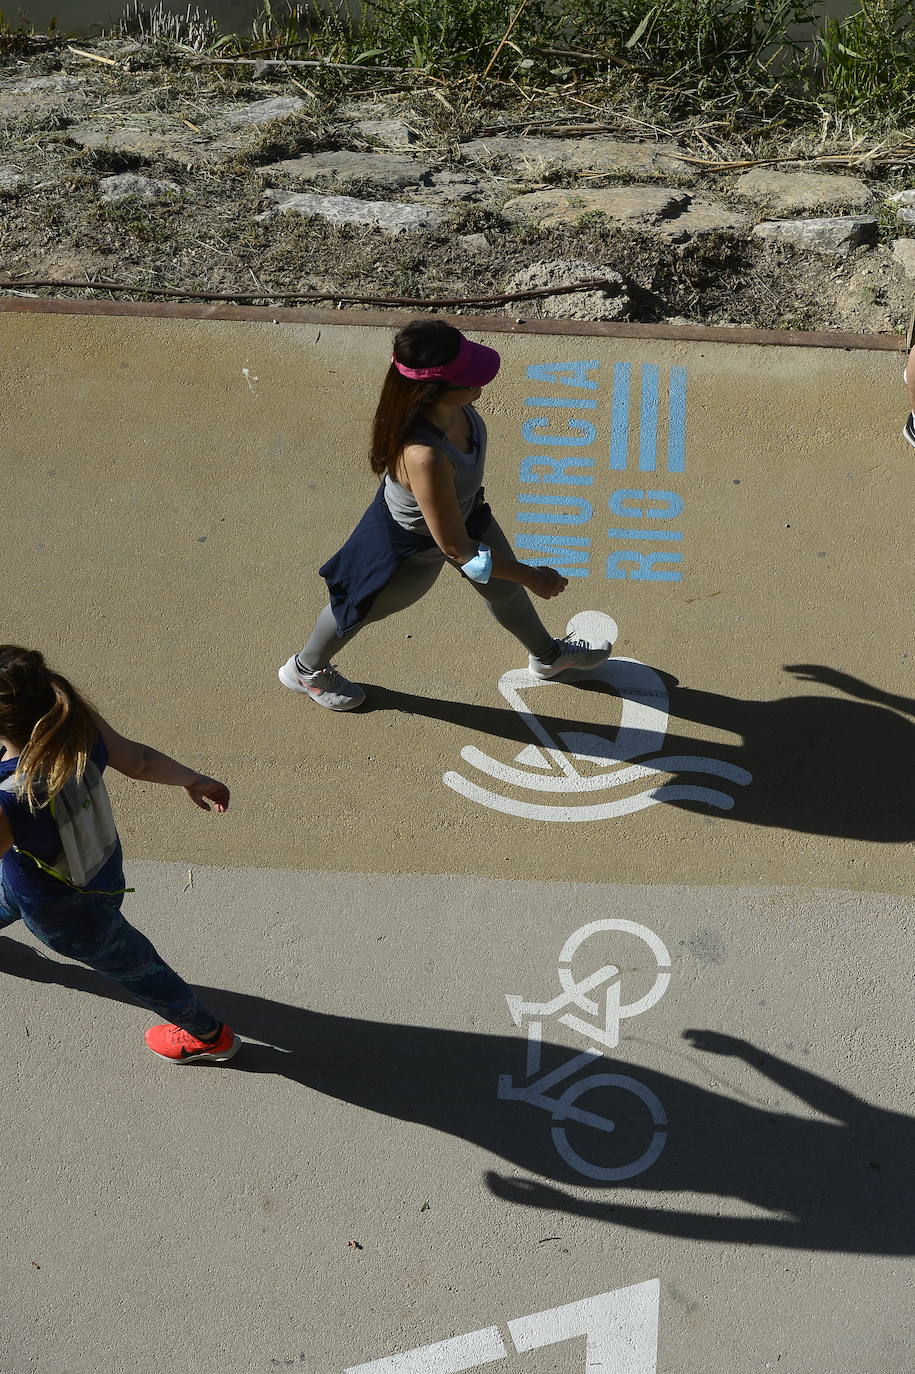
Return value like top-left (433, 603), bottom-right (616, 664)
top-left (67, 45), bottom-right (121, 67)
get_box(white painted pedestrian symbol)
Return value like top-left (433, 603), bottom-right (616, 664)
top-left (498, 920), bottom-right (671, 1182)
top-left (443, 611), bottom-right (752, 821)
top-left (346, 1280), bottom-right (660, 1373)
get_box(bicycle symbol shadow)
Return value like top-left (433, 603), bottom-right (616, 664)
top-left (443, 611), bottom-right (753, 821)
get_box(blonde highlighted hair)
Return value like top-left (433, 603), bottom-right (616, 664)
top-left (0, 647), bottom-right (96, 813)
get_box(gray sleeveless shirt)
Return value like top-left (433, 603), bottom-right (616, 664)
top-left (383, 406), bottom-right (487, 534)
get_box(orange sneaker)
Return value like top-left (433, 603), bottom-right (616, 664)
top-left (144, 1022), bottom-right (241, 1064)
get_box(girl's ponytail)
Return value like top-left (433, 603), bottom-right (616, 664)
top-left (0, 647), bottom-right (96, 813)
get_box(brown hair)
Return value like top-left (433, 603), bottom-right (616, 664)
top-left (0, 647), bottom-right (96, 813)
top-left (369, 319), bottom-right (463, 479)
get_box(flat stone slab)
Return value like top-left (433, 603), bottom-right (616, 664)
top-left (262, 150), bottom-right (431, 190)
top-left (753, 216), bottom-right (878, 253)
top-left (460, 135), bottom-right (690, 178)
top-left (503, 186), bottom-right (743, 238)
top-left (425, 170), bottom-right (488, 202)
top-left (259, 189), bottom-right (443, 233)
top-left (65, 120), bottom-right (202, 162)
top-left (0, 75), bottom-right (88, 118)
top-left (99, 173), bottom-right (181, 202)
top-left (211, 97), bottom-right (304, 130)
top-left (658, 199), bottom-right (747, 238)
top-left (504, 185), bottom-right (688, 225)
top-left (352, 117), bottom-right (417, 148)
top-left (733, 168), bottom-right (874, 213)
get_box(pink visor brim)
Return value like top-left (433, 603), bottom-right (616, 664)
top-left (394, 334), bottom-right (501, 387)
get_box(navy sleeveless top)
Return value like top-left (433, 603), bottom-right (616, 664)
top-left (0, 734), bottom-right (124, 903)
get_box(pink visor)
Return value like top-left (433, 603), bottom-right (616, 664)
top-left (393, 333), bottom-right (501, 387)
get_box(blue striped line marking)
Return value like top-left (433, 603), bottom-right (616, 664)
top-left (667, 366), bottom-right (687, 473)
top-left (638, 365), bottom-right (659, 472)
top-left (609, 362), bottom-right (631, 471)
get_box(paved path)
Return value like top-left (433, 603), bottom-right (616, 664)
top-left (1, 308), bottom-right (912, 1373)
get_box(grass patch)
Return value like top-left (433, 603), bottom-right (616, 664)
top-left (115, 0), bottom-right (915, 128)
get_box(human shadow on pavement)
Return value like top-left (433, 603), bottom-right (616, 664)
top-left (360, 665), bottom-right (915, 842)
top-left (2, 935), bottom-right (911, 1255)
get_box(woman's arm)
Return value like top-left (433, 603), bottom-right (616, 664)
top-left (92, 714), bottom-right (230, 812)
top-left (0, 807), bottom-right (11, 860)
top-left (402, 444), bottom-right (566, 598)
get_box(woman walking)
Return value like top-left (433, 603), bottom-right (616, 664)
top-left (279, 319), bottom-right (612, 710)
top-left (0, 646), bottom-right (239, 1064)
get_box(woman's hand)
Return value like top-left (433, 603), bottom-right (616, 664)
top-left (184, 775), bottom-right (231, 813)
top-left (522, 565), bottom-right (568, 599)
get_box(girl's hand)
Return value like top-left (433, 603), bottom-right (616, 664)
top-left (522, 565), bottom-right (568, 599)
top-left (184, 775), bottom-right (230, 813)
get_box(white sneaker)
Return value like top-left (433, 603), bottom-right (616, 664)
top-left (278, 657), bottom-right (365, 710)
top-left (528, 635), bottom-right (613, 679)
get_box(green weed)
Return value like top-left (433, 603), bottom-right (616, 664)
top-left (816, 0), bottom-right (915, 118)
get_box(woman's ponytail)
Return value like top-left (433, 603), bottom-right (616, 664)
top-left (0, 647), bottom-right (96, 813)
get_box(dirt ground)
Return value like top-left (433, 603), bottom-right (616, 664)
top-left (1, 40), bottom-right (914, 332)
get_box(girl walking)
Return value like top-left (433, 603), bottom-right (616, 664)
top-left (279, 319), bottom-right (612, 710)
top-left (0, 646), bottom-right (239, 1064)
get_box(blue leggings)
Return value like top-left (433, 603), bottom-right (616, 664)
top-left (0, 876), bottom-right (218, 1038)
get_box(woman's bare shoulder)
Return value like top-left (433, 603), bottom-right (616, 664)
top-left (399, 441), bottom-right (449, 477)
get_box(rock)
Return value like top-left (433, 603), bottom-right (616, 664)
top-left (460, 135), bottom-right (690, 178)
top-left (0, 75), bottom-right (87, 118)
top-left (259, 190), bottom-right (443, 233)
top-left (891, 239), bottom-right (915, 279)
top-left (213, 97), bottom-right (305, 130)
top-left (458, 233), bottom-right (491, 255)
top-left (888, 190), bottom-right (915, 207)
top-left (99, 173), bottom-right (181, 202)
top-left (658, 199), bottom-right (745, 239)
top-left (66, 121), bottom-right (200, 162)
top-left (733, 168), bottom-right (874, 213)
top-left (425, 170), bottom-right (487, 202)
top-left (504, 259), bottom-right (630, 321)
top-left (262, 150), bottom-right (430, 191)
top-left (752, 216), bottom-right (878, 253)
top-left (502, 186), bottom-right (743, 238)
top-left (896, 208), bottom-right (915, 227)
top-left (0, 166), bottom-right (28, 196)
top-left (503, 185), bottom-right (688, 226)
top-left (353, 118), bottom-right (416, 148)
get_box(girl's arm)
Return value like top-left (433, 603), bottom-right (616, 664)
top-left (92, 714), bottom-right (230, 812)
top-left (0, 808), bottom-right (11, 860)
top-left (403, 445), bottom-right (566, 598)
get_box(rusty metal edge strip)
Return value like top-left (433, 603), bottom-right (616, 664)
top-left (0, 293), bottom-right (904, 351)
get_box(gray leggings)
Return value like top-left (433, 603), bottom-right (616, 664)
top-left (299, 517), bottom-right (555, 670)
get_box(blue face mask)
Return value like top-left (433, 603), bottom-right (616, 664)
top-left (462, 544), bottom-right (492, 584)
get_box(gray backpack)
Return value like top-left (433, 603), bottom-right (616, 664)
top-left (0, 761), bottom-right (123, 891)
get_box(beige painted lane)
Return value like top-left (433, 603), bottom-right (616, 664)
top-left (2, 311), bottom-right (912, 894)
top-left (0, 861), bottom-right (911, 1374)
